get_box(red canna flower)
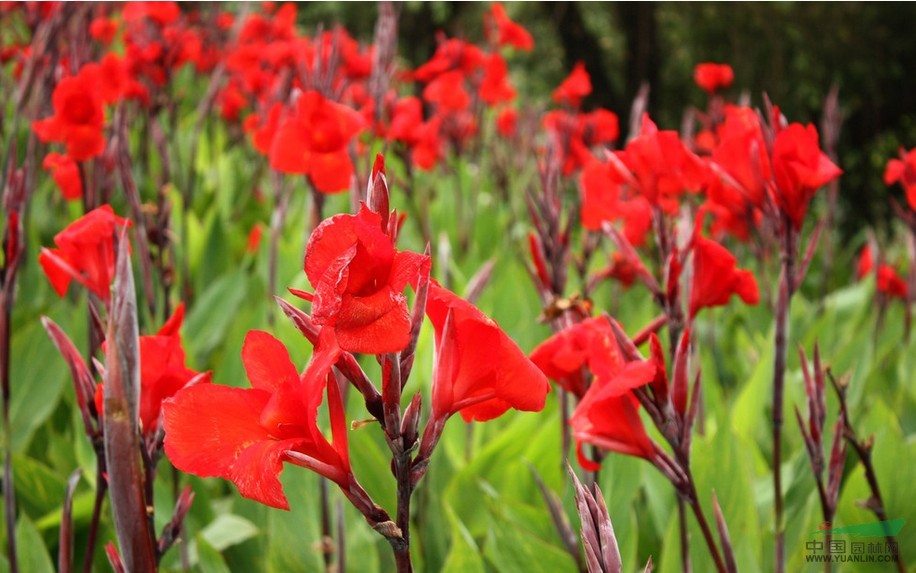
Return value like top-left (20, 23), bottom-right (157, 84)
top-left (570, 360), bottom-right (658, 467)
top-left (530, 317), bottom-right (624, 398)
top-left (39, 205), bottom-right (132, 300)
top-left (245, 103), bottom-right (283, 156)
top-left (771, 123), bottom-right (842, 229)
top-left (688, 236), bottom-right (759, 318)
top-left (579, 158), bottom-right (653, 246)
top-left (42, 152), bottom-right (82, 201)
top-left (422, 70), bottom-right (471, 112)
top-left (544, 108), bottom-right (619, 175)
top-left (163, 329), bottom-right (349, 510)
top-left (32, 68), bottom-right (107, 161)
top-left (412, 38), bottom-right (485, 83)
top-left (426, 282), bottom-right (550, 422)
top-left (884, 148), bottom-right (916, 211)
top-left (269, 91), bottom-right (366, 193)
top-left (479, 53), bottom-right (516, 106)
top-left (699, 177), bottom-right (762, 242)
top-left (613, 114), bottom-right (709, 213)
top-left (552, 61), bottom-right (591, 108)
top-left (597, 251), bottom-right (643, 289)
top-left (496, 107), bottom-right (517, 138)
top-left (857, 246), bottom-right (908, 300)
top-left (95, 304), bottom-right (210, 436)
top-left (303, 206), bottom-right (428, 354)
top-left (693, 62), bottom-right (734, 94)
top-left (876, 266), bottom-right (908, 300)
top-left (123, 1), bottom-right (181, 25)
top-left (89, 17), bottom-right (118, 44)
top-left (710, 105), bottom-right (771, 207)
top-left (486, 3), bottom-right (534, 51)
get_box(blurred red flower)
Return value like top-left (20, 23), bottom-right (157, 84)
top-left (857, 246), bottom-right (908, 300)
top-left (496, 107), bottom-right (518, 138)
top-left (479, 53), bottom-right (516, 105)
top-left (613, 115), bottom-right (708, 213)
top-left (486, 3), bottom-right (534, 51)
top-left (423, 70), bottom-right (471, 112)
top-left (32, 69), bottom-right (107, 161)
top-left (164, 330), bottom-right (348, 510)
top-left (41, 152), bottom-right (82, 201)
top-left (270, 91), bottom-right (366, 193)
top-left (711, 105), bottom-right (772, 207)
top-left (303, 207), bottom-right (428, 354)
top-left (693, 62), bottom-right (734, 94)
top-left (426, 282), bottom-right (550, 422)
top-left (689, 236), bottom-right (759, 318)
top-left (771, 123), bottom-right (842, 229)
top-left (884, 148), bottom-right (916, 211)
top-left (552, 61), bottom-right (591, 108)
top-left (39, 205), bottom-right (132, 300)
top-left (579, 159), bottom-right (652, 245)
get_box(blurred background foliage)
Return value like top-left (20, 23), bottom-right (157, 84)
top-left (297, 1), bottom-right (916, 242)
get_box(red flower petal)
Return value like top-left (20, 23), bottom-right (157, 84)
top-left (242, 330), bottom-right (300, 392)
top-left (427, 283), bottom-right (550, 422)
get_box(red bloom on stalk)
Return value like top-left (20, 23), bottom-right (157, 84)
top-left (89, 17), bottom-right (118, 44)
top-left (426, 283), bottom-right (550, 422)
top-left (544, 109), bottom-right (619, 175)
top-left (614, 115), bottom-right (709, 212)
top-left (95, 304), bottom-right (210, 436)
top-left (303, 207), bottom-right (428, 354)
top-left (857, 246), bottom-right (908, 300)
top-left (570, 360), bottom-right (658, 467)
top-left (693, 62), bottom-right (734, 94)
top-left (270, 91), bottom-right (366, 193)
top-left (553, 62), bottom-right (591, 108)
top-left (711, 105), bottom-right (772, 207)
top-left (42, 153), bottom-right (82, 201)
top-left (423, 70), bottom-right (471, 112)
top-left (884, 148), bottom-right (916, 211)
top-left (487, 3), bottom-right (534, 51)
top-left (32, 69), bottom-right (106, 161)
top-left (496, 107), bottom-right (517, 138)
top-left (579, 159), bottom-right (652, 246)
top-left (771, 123), bottom-right (842, 229)
top-left (479, 53), bottom-right (516, 106)
top-left (39, 205), bottom-right (132, 300)
top-left (530, 317), bottom-right (624, 398)
top-left (688, 236), bottom-right (759, 318)
top-left (163, 330), bottom-right (349, 510)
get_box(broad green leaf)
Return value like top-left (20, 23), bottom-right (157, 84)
top-left (196, 534), bottom-right (231, 573)
top-left (441, 506), bottom-right (485, 573)
top-left (15, 515), bottom-right (54, 573)
top-left (11, 454), bottom-right (66, 518)
top-left (200, 514), bottom-right (260, 551)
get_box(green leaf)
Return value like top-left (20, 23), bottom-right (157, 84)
top-left (482, 504), bottom-right (578, 572)
top-left (196, 534), bottom-right (232, 573)
top-left (200, 514), bottom-right (260, 551)
top-left (441, 507), bottom-right (485, 573)
top-left (183, 268), bottom-right (249, 363)
top-left (15, 515), bottom-right (54, 573)
top-left (265, 470), bottom-right (324, 573)
top-left (11, 454), bottom-right (67, 518)
top-left (8, 315), bottom-right (69, 452)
